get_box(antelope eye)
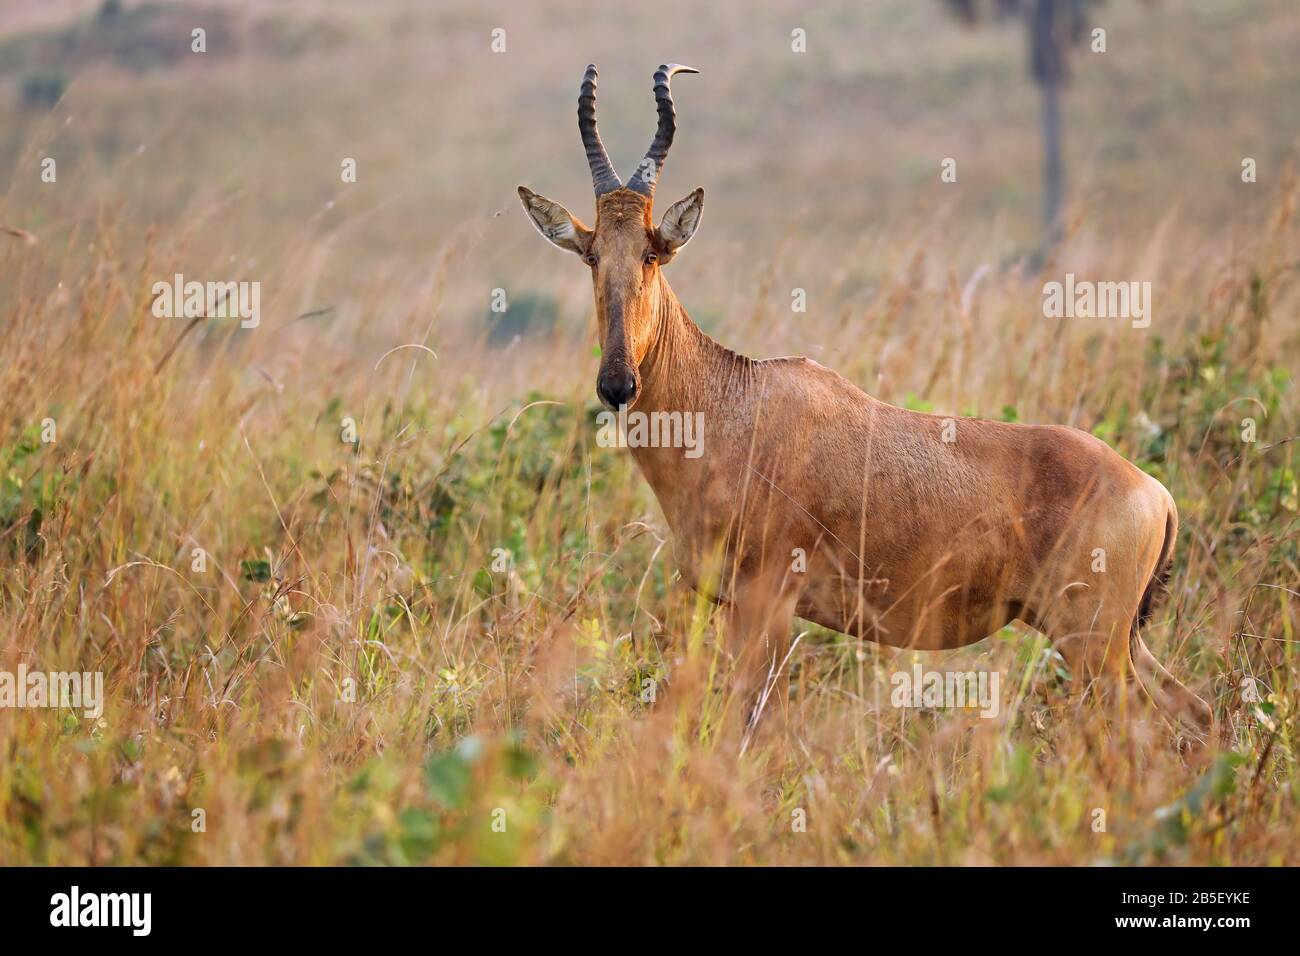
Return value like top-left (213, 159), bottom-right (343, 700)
top-left (583, 253), bottom-right (598, 266)
top-left (643, 252), bottom-right (658, 264)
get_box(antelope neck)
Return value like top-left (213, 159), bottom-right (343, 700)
top-left (635, 276), bottom-right (754, 415)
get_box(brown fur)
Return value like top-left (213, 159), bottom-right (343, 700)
top-left (522, 179), bottom-right (1212, 741)
top-left (1137, 510), bottom-right (1176, 632)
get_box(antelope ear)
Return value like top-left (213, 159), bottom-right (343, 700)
top-left (655, 187), bottom-right (704, 258)
top-left (518, 186), bottom-right (593, 256)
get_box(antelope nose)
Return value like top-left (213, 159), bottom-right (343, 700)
top-left (597, 369), bottom-right (638, 408)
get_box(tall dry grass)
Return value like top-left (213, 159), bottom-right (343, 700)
top-left (0, 0), bottom-right (1296, 865)
top-left (1, 179), bottom-right (1296, 862)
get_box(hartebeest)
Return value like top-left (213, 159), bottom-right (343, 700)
top-left (518, 65), bottom-right (1213, 737)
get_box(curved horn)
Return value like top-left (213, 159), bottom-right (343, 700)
top-left (625, 64), bottom-right (698, 198)
top-left (578, 64), bottom-right (622, 196)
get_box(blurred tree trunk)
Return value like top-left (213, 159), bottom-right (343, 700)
top-left (946, 0), bottom-right (1103, 256)
top-left (1041, 76), bottom-right (1063, 250)
top-left (1029, 0), bottom-right (1066, 254)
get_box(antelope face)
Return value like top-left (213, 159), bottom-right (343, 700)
top-left (519, 65), bottom-right (705, 410)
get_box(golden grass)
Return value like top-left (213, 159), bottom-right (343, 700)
top-left (0, 0), bottom-right (1296, 865)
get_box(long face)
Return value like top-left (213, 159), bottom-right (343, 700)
top-left (519, 64), bottom-right (705, 410)
top-left (586, 191), bottom-right (661, 408)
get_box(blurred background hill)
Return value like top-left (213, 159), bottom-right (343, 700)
top-left (2, 0), bottom-right (1297, 371)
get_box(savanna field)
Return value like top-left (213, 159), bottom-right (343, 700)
top-left (0, 0), bottom-right (1297, 865)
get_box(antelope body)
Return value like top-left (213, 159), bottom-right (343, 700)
top-left (519, 65), bottom-right (1212, 735)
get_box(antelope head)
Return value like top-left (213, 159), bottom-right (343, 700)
top-left (519, 64), bottom-right (705, 410)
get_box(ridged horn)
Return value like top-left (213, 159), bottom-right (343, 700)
top-left (625, 64), bottom-right (698, 198)
top-left (578, 64), bottom-right (622, 196)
